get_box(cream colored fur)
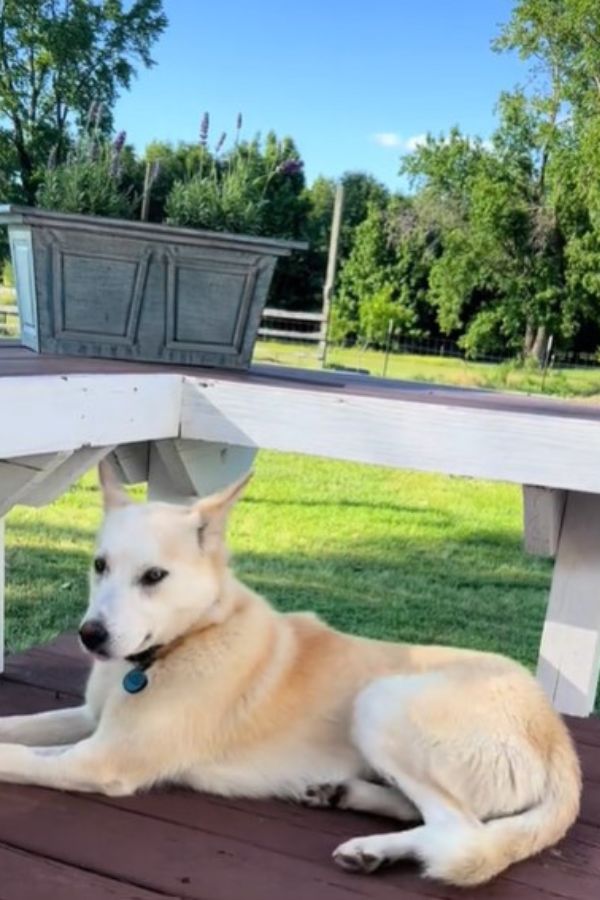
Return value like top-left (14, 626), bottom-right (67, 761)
top-left (0, 465), bottom-right (581, 887)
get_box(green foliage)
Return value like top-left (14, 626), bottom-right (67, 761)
top-left (165, 123), bottom-right (305, 237)
top-left (0, 0), bottom-right (167, 203)
top-left (333, 204), bottom-right (395, 342)
top-left (358, 284), bottom-right (417, 345)
top-left (2, 258), bottom-right (13, 286)
top-left (36, 124), bottom-right (134, 218)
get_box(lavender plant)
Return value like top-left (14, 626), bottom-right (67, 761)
top-left (165, 113), bottom-right (304, 235)
top-left (37, 106), bottom-right (134, 218)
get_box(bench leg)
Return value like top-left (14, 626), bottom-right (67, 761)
top-left (147, 438), bottom-right (256, 503)
top-left (537, 491), bottom-right (600, 716)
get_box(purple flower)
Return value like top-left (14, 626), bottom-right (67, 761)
top-left (199, 112), bottom-right (210, 147)
top-left (112, 131), bottom-right (127, 154)
top-left (276, 158), bottom-right (304, 177)
top-left (215, 131), bottom-right (227, 153)
top-left (236, 112), bottom-right (243, 130)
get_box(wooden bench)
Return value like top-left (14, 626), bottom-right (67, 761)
top-left (1, 345), bottom-right (599, 715)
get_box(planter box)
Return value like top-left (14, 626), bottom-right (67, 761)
top-left (0, 205), bottom-right (306, 369)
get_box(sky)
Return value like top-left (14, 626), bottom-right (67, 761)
top-left (114, 0), bottom-right (527, 189)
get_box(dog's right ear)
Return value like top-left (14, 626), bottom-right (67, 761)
top-left (98, 459), bottom-right (131, 511)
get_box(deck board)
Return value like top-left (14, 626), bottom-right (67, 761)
top-left (3, 343), bottom-right (600, 422)
top-left (0, 636), bottom-right (599, 899)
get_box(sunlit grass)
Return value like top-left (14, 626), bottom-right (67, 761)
top-left (253, 339), bottom-right (600, 400)
top-left (5, 452), bottom-right (551, 676)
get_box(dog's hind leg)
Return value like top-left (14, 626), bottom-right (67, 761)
top-left (0, 706), bottom-right (95, 746)
top-left (303, 779), bottom-right (420, 822)
top-left (333, 674), bottom-right (482, 876)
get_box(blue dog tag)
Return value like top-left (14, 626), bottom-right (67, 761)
top-left (123, 669), bottom-right (148, 694)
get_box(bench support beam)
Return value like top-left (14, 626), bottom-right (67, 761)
top-left (537, 491), bottom-right (600, 716)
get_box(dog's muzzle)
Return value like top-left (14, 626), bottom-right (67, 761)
top-left (79, 619), bottom-right (109, 653)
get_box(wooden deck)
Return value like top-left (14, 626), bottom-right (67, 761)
top-left (0, 634), bottom-right (598, 900)
top-left (2, 341), bottom-right (600, 420)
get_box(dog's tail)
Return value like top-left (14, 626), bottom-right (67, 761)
top-left (422, 735), bottom-right (582, 887)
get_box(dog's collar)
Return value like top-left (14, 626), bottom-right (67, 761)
top-left (122, 644), bottom-right (163, 694)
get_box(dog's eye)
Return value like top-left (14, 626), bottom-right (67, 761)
top-left (93, 557), bottom-right (107, 575)
top-left (140, 567), bottom-right (169, 587)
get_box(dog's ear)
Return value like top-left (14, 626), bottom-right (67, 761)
top-left (191, 470), bottom-right (253, 540)
top-left (98, 459), bottom-right (131, 511)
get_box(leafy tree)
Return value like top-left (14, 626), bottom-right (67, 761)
top-left (338, 171), bottom-right (388, 258)
top-left (0, 0), bottom-right (167, 203)
top-left (358, 284), bottom-right (418, 345)
top-left (333, 203), bottom-right (395, 341)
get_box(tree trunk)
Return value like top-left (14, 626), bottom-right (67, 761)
top-left (523, 321), bottom-right (535, 357)
top-left (13, 129), bottom-right (36, 205)
top-left (529, 324), bottom-right (549, 366)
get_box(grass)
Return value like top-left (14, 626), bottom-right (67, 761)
top-left (253, 339), bottom-right (600, 400)
top-left (5, 452), bottom-right (552, 675)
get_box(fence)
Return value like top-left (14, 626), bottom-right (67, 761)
top-left (258, 308), bottom-right (325, 342)
top-left (0, 291), bottom-right (17, 337)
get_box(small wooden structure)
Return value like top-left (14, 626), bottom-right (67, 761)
top-left (1, 345), bottom-right (600, 715)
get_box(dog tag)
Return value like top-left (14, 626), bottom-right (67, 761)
top-left (123, 669), bottom-right (148, 694)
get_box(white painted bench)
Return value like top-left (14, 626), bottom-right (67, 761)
top-left (1, 351), bottom-right (599, 716)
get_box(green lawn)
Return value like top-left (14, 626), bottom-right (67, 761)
top-left (253, 339), bottom-right (600, 400)
top-left (5, 452), bottom-right (551, 676)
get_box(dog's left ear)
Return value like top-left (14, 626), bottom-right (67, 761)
top-left (192, 470), bottom-right (253, 537)
top-left (98, 459), bottom-right (131, 511)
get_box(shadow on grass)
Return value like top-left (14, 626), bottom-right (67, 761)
top-left (4, 522), bottom-right (551, 669)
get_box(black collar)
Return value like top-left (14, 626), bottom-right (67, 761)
top-left (125, 644), bottom-right (163, 671)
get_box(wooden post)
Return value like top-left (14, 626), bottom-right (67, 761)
top-left (537, 491), bottom-right (600, 716)
top-left (140, 161), bottom-right (152, 222)
top-left (319, 183), bottom-right (344, 367)
top-left (382, 319), bottom-right (394, 378)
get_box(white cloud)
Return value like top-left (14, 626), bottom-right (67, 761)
top-left (403, 133), bottom-right (428, 151)
top-left (372, 132), bottom-right (403, 148)
top-left (371, 132), bottom-right (428, 152)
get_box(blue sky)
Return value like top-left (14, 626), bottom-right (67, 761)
top-left (114, 0), bottom-right (525, 189)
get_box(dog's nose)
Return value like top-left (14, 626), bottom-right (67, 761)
top-left (79, 619), bottom-right (109, 651)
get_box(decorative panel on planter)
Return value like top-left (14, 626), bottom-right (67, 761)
top-left (0, 206), bottom-right (306, 369)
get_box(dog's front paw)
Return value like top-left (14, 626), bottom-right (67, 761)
top-left (333, 837), bottom-right (387, 874)
top-left (302, 782), bottom-right (347, 809)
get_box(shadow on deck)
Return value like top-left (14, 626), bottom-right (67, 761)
top-left (0, 633), bottom-right (599, 900)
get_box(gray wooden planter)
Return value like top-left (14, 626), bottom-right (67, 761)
top-left (0, 205), bottom-right (306, 369)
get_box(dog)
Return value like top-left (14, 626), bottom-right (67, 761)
top-left (0, 463), bottom-right (581, 886)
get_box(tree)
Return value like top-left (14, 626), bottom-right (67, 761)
top-left (333, 203), bottom-right (395, 341)
top-left (338, 171), bottom-right (388, 258)
top-left (0, 0), bottom-right (167, 203)
top-left (494, 0), bottom-right (600, 356)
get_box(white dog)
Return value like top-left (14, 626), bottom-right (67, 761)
top-left (0, 464), bottom-right (581, 886)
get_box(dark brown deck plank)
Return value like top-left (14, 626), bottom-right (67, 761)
top-left (1, 637), bottom-right (600, 900)
top-left (0, 842), bottom-right (179, 900)
top-left (0, 783), bottom-right (425, 900)
top-left (95, 791), bottom-right (600, 900)
top-left (0, 678), bottom-right (78, 716)
top-left (3, 647), bottom-right (87, 699)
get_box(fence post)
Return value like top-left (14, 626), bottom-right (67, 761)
top-left (382, 319), bottom-right (394, 377)
top-left (319, 183), bottom-right (344, 367)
